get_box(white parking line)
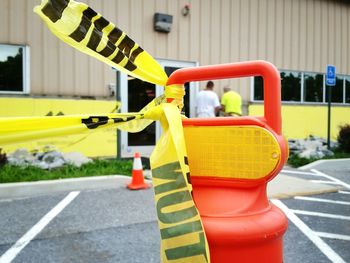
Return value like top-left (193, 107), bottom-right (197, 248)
top-left (294, 196), bottom-right (350, 205)
top-left (338, 190), bottom-right (350, 195)
top-left (272, 199), bottom-right (346, 263)
top-left (291, 209), bottom-right (350, 221)
top-left (0, 191), bottom-right (80, 263)
top-left (311, 169), bottom-right (350, 190)
top-left (315, 232), bottom-right (350, 241)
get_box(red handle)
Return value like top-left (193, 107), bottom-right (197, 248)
top-left (166, 60), bottom-right (282, 135)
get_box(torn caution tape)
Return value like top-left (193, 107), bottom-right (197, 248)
top-left (34, 0), bottom-right (168, 86)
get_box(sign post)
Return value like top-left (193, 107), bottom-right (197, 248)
top-left (326, 65), bottom-right (336, 149)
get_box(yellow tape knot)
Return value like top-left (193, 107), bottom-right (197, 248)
top-left (164, 84), bottom-right (185, 111)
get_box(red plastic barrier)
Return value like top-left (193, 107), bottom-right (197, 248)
top-left (167, 61), bottom-right (288, 263)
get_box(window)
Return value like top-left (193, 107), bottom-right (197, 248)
top-left (252, 69), bottom-right (350, 104)
top-left (281, 71), bottom-right (301, 101)
top-left (346, 77), bottom-right (350, 103)
top-left (253, 76), bottom-right (263, 101)
top-left (304, 73), bottom-right (323, 102)
top-left (325, 76), bottom-right (344, 103)
top-left (0, 44), bottom-right (29, 94)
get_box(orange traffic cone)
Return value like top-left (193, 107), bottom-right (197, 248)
top-left (127, 152), bottom-right (150, 190)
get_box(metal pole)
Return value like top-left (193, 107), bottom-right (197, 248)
top-left (327, 84), bottom-right (332, 149)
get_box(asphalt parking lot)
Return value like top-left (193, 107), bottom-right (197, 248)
top-left (277, 191), bottom-right (350, 263)
top-left (0, 162), bottom-right (349, 263)
top-left (277, 165), bottom-right (350, 263)
top-left (0, 188), bottom-right (160, 263)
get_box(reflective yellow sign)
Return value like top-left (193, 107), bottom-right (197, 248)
top-left (184, 126), bottom-right (281, 179)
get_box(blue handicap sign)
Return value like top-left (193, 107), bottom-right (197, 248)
top-left (326, 65), bottom-right (336, 86)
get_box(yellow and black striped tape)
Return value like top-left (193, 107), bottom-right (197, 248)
top-left (0, 113), bottom-right (144, 146)
top-left (34, 0), bottom-right (168, 86)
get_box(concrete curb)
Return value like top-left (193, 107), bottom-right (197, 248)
top-left (0, 167), bottom-right (342, 200)
top-left (268, 188), bottom-right (339, 200)
top-left (0, 175), bottom-right (152, 200)
top-left (267, 174), bottom-right (341, 200)
top-left (0, 174), bottom-right (340, 201)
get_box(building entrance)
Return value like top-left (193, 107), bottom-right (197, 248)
top-left (119, 60), bottom-right (198, 158)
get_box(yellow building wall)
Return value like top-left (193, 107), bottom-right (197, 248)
top-left (0, 98), bottom-right (118, 157)
top-left (249, 104), bottom-right (350, 141)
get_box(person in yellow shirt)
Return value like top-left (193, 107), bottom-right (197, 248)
top-left (221, 86), bottom-right (242, 116)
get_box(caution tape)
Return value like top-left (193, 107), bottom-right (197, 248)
top-left (34, 0), bottom-right (168, 86)
top-left (0, 1), bottom-right (212, 261)
top-left (146, 103), bottom-right (210, 262)
top-left (0, 113), bottom-right (144, 146)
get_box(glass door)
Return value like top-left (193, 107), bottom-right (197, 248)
top-left (119, 60), bottom-right (198, 158)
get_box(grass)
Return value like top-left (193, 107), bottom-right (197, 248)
top-left (287, 149), bottom-right (350, 168)
top-left (1, 148), bottom-right (349, 183)
top-left (0, 159), bottom-right (133, 183)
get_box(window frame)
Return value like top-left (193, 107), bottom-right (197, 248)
top-left (251, 69), bottom-right (350, 105)
top-left (345, 76), bottom-right (350, 104)
top-left (303, 72), bottom-right (324, 103)
top-left (280, 70), bottom-right (302, 102)
top-left (0, 44), bottom-right (30, 95)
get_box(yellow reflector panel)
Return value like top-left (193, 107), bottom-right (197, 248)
top-left (183, 126), bottom-right (281, 179)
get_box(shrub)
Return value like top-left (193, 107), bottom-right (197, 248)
top-left (0, 149), bottom-right (7, 167)
top-left (337, 124), bottom-right (350, 153)
top-left (287, 154), bottom-right (316, 168)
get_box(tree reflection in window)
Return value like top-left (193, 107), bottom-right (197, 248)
top-left (304, 73), bottom-right (323, 102)
top-left (252, 70), bottom-right (350, 104)
top-left (0, 46), bottom-right (23, 92)
top-left (253, 76), bottom-right (263, 101)
top-left (326, 76), bottom-right (344, 103)
top-left (346, 77), bottom-right (350, 103)
top-left (281, 71), bottom-right (301, 101)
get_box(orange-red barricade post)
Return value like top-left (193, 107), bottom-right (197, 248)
top-left (167, 61), bottom-right (289, 263)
